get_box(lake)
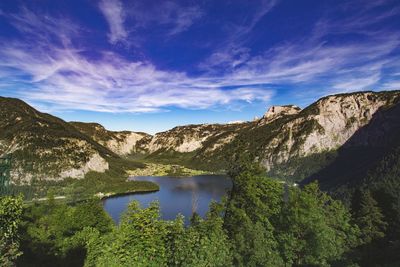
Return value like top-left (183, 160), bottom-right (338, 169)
top-left (103, 175), bottom-right (232, 225)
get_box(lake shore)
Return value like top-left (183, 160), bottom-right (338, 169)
top-left (97, 187), bottom-right (160, 200)
top-left (127, 163), bottom-right (215, 177)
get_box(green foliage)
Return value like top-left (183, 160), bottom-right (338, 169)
top-left (309, 101), bottom-right (400, 265)
top-left (17, 199), bottom-right (113, 267)
top-left (276, 182), bottom-right (359, 266)
top-left (10, 157), bottom-right (158, 202)
top-left (84, 201), bottom-right (232, 267)
top-left (224, 155), bottom-right (284, 266)
top-left (84, 201), bottom-right (179, 267)
top-left (0, 195), bottom-right (23, 266)
top-left (269, 150), bottom-right (338, 182)
top-left (224, 157), bottom-right (359, 267)
top-left (353, 190), bottom-right (387, 244)
top-left (169, 202), bottom-right (232, 267)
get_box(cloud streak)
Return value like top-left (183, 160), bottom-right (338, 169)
top-left (0, 1), bottom-right (399, 114)
top-left (0, 9), bottom-right (273, 112)
top-left (98, 0), bottom-right (127, 44)
top-left (127, 1), bottom-right (203, 37)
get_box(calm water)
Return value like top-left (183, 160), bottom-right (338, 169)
top-left (103, 175), bottom-right (232, 224)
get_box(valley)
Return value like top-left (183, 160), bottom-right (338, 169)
top-left (1, 90), bottom-right (400, 202)
top-left (2, 90), bottom-right (400, 267)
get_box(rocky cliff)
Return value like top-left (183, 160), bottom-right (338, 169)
top-left (260, 105), bottom-right (301, 124)
top-left (136, 123), bottom-right (243, 154)
top-left (136, 91), bottom-right (400, 180)
top-left (70, 122), bottom-right (150, 156)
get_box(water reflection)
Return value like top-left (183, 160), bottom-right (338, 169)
top-left (103, 175), bottom-right (232, 225)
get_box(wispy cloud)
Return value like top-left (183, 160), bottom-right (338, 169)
top-left (199, 0), bottom-right (279, 72)
top-left (98, 0), bottom-right (203, 45)
top-left (98, 0), bottom-right (127, 44)
top-left (200, 0), bottom-right (400, 96)
top-left (0, 7), bottom-right (272, 112)
top-left (0, 1), bottom-right (399, 114)
top-left (127, 1), bottom-right (203, 36)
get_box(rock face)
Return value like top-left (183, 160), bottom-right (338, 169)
top-left (260, 105), bottom-right (301, 124)
top-left (256, 92), bottom-right (400, 177)
top-left (144, 124), bottom-right (241, 153)
top-left (70, 122), bottom-right (149, 156)
top-left (59, 153), bottom-right (109, 180)
top-left (0, 97), bottom-right (113, 183)
top-left (136, 91), bottom-right (400, 180)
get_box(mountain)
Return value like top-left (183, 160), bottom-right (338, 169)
top-left (0, 97), bottom-right (114, 184)
top-left (137, 91), bottom-right (400, 181)
top-left (69, 122), bottom-right (150, 156)
top-left (303, 97), bottom-right (400, 198)
top-left (134, 123), bottom-right (245, 165)
top-left (2, 90), bottom-right (400, 186)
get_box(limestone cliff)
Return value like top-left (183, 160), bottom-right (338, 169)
top-left (260, 105), bottom-right (301, 124)
top-left (70, 122), bottom-right (150, 156)
top-left (137, 91), bottom-right (400, 180)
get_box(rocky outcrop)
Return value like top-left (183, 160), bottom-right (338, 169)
top-left (59, 152), bottom-right (109, 180)
top-left (137, 123), bottom-right (242, 154)
top-left (70, 122), bottom-right (150, 156)
top-left (260, 105), bottom-right (301, 124)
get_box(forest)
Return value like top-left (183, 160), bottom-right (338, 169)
top-left (1, 155), bottom-right (399, 267)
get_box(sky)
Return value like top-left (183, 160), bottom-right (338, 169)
top-left (0, 0), bottom-right (399, 134)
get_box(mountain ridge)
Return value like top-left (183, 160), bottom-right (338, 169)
top-left (0, 97), bottom-right (116, 183)
top-left (1, 90), bottom-right (400, 185)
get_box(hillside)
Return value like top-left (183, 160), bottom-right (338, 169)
top-left (304, 98), bottom-right (400, 197)
top-left (2, 90), bottom-right (400, 186)
top-left (70, 122), bottom-right (150, 156)
top-left (0, 97), bottom-right (115, 183)
top-left (135, 123), bottom-right (246, 165)
top-left (137, 91), bottom-right (400, 181)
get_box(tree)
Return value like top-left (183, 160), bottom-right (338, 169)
top-left (354, 189), bottom-right (387, 244)
top-left (0, 195), bottom-right (23, 266)
top-left (276, 182), bottom-right (359, 266)
top-left (17, 199), bottom-right (113, 267)
top-left (224, 156), bottom-right (284, 266)
top-left (84, 201), bottom-right (179, 267)
top-left (169, 202), bottom-right (232, 267)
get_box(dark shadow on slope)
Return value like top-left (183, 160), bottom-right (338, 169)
top-left (302, 100), bottom-right (400, 198)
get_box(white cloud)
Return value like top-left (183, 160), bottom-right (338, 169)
top-left (98, 0), bottom-right (127, 44)
top-left (199, 0), bottom-right (400, 94)
top-left (332, 74), bottom-right (381, 92)
top-left (381, 80), bottom-right (400, 90)
top-left (127, 1), bottom-right (203, 36)
top-left (1, 2), bottom-right (400, 114)
top-left (0, 40), bottom-right (274, 112)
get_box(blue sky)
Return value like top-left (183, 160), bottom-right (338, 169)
top-left (0, 0), bottom-right (399, 134)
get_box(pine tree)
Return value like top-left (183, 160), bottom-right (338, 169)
top-left (355, 190), bottom-right (387, 244)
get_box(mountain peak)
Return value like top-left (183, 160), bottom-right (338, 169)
top-left (262, 105), bottom-right (301, 123)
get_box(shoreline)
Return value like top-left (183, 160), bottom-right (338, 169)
top-left (127, 173), bottom-right (224, 180)
top-left (98, 188), bottom-right (160, 200)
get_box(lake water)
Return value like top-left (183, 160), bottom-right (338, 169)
top-left (103, 175), bottom-right (232, 225)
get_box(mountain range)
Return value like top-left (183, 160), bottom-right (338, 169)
top-left (1, 90), bottom-right (400, 196)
